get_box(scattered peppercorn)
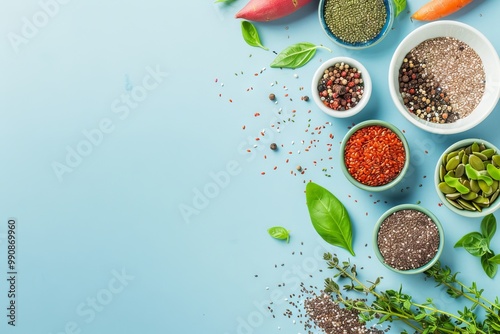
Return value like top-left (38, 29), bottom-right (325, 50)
top-left (344, 125), bottom-right (406, 187)
top-left (270, 143), bottom-right (278, 150)
top-left (302, 95), bottom-right (309, 101)
top-left (269, 93), bottom-right (276, 101)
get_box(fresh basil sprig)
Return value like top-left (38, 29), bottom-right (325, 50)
top-left (241, 21), bottom-right (268, 50)
top-left (455, 213), bottom-right (499, 278)
top-left (393, 0), bottom-right (407, 17)
top-left (270, 42), bottom-right (331, 69)
top-left (267, 226), bottom-right (290, 243)
top-left (305, 182), bottom-right (355, 256)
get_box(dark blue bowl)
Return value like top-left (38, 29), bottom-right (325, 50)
top-left (318, 0), bottom-right (395, 49)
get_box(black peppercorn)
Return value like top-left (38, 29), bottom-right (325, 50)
top-left (270, 143), bottom-right (278, 150)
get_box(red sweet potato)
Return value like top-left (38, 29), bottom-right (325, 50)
top-left (235, 0), bottom-right (313, 22)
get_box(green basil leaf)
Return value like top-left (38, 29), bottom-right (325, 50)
top-left (481, 252), bottom-right (498, 278)
top-left (305, 182), bottom-right (355, 256)
top-left (393, 0), bottom-right (407, 17)
top-left (488, 254), bottom-right (500, 264)
top-left (267, 226), bottom-right (290, 243)
top-left (241, 21), bottom-right (268, 50)
top-left (270, 43), bottom-right (331, 69)
top-left (481, 213), bottom-right (496, 244)
top-left (454, 232), bottom-right (484, 248)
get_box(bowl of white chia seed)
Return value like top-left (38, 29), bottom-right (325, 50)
top-left (319, 0), bottom-right (394, 49)
top-left (388, 20), bottom-right (500, 134)
top-left (373, 204), bottom-right (444, 274)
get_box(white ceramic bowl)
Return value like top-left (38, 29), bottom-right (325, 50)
top-left (388, 21), bottom-right (500, 134)
top-left (311, 57), bottom-right (372, 118)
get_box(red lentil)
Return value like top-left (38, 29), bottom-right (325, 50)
top-left (344, 125), bottom-right (406, 186)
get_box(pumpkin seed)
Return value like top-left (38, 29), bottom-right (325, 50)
top-left (462, 153), bottom-right (469, 165)
top-left (446, 150), bottom-right (458, 162)
top-left (446, 198), bottom-right (463, 210)
top-left (487, 163), bottom-right (500, 180)
top-left (445, 155), bottom-right (460, 171)
top-left (478, 180), bottom-right (492, 194)
top-left (471, 142), bottom-right (480, 153)
top-left (482, 148), bottom-right (495, 158)
top-left (439, 182), bottom-right (457, 194)
top-left (469, 154), bottom-right (485, 171)
top-left (473, 151), bottom-right (488, 161)
top-left (473, 195), bottom-right (489, 205)
top-left (446, 193), bottom-right (461, 200)
top-left (490, 189), bottom-right (500, 204)
top-left (439, 165), bottom-right (446, 182)
top-left (472, 202), bottom-right (483, 212)
top-left (493, 155), bottom-right (500, 167)
top-left (454, 164), bottom-right (465, 178)
top-left (470, 179), bottom-right (481, 193)
top-left (461, 191), bottom-right (478, 201)
top-left (457, 198), bottom-right (476, 211)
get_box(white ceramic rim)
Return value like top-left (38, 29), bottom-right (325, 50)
top-left (388, 20), bottom-right (500, 134)
top-left (311, 57), bottom-right (372, 118)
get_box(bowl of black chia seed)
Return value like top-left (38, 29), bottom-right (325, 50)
top-left (373, 204), bottom-right (444, 274)
top-left (311, 57), bottom-right (372, 118)
top-left (318, 0), bottom-right (394, 49)
top-left (389, 20), bottom-right (500, 134)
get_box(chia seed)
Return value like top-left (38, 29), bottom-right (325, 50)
top-left (377, 209), bottom-right (440, 271)
top-left (304, 289), bottom-right (388, 334)
top-left (398, 37), bottom-right (485, 123)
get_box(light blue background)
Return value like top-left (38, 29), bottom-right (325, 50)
top-left (1, 0), bottom-right (499, 333)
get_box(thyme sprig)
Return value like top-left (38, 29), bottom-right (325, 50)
top-left (322, 253), bottom-right (500, 334)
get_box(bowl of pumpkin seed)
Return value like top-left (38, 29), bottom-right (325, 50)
top-left (435, 138), bottom-right (500, 217)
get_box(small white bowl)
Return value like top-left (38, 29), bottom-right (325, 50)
top-left (388, 21), bottom-right (500, 134)
top-left (311, 57), bottom-right (372, 118)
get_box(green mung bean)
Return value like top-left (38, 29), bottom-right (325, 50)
top-left (323, 0), bottom-right (387, 44)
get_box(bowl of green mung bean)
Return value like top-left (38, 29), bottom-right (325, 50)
top-left (435, 138), bottom-right (500, 218)
top-left (318, 0), bottom-right (394, 49)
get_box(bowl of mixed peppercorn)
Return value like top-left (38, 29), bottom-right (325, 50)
top-left (389, 20), bottom-right (500, 134)
top-left (340, 120), bottom-right (409, 191)
top-left (318, 0), bottom-right (395, 49)
top-left (311, 57), bottom-right (372, 118)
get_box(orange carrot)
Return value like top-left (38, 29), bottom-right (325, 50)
top-left (411, 0), bottom-right (473, 21)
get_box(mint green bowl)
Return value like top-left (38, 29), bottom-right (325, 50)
top-left (340, 120), bottom-right (410, 192)
top-left (373, 204), bottom-right (444, 275)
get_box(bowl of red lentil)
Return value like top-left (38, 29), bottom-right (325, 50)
top-left (318, 0), bottom-right (395, 49)
top-left (434, 138), bottom-right (500, 218)
top-left (340, 120), bottom-right (409, 191)
top-left (311, 57), bottom-right (372, 118)
top-left (373, 204), bottom-right (444, 275)
top-left (388, 20), bottom-right (500, 134)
